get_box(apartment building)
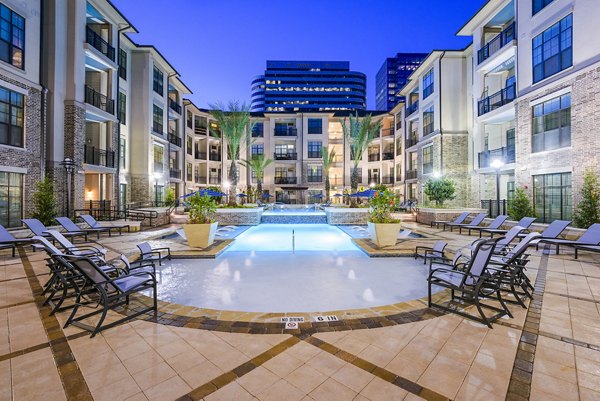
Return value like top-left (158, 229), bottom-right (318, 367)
top-left (459, 0), bottom-right (600, 222)
top-left (398, 47), bottom-right (472, 207)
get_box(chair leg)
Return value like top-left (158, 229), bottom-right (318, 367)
top-left (575, 248), bottom-right (578, 259)
top-left (91, 307), bottom-right (109, 338)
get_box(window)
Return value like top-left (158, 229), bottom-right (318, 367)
top-left (252, 122), bottom-right (264, 137)
top-left (117, 92), bottom-right (126, 124)
top-left (119, 49), bottom-right (127, 80)
top-left (153, 66), bottom-right (164, 95)
top-left (308, 118), bottom-right (322, 134)
top-left (533, 14), bottom-right (572, 83)
top-left (119, 183), bottom-right (127, 211)
top-left (532, 93), bottom-right (571, 152)
top-left (119, 138), bottom-right (126, 168)
top-left (0, 171), bottom-right (22, 227)
top-left (533, 172), bottom-right (572, 223)
top-left (0, 4), bottom-right (25, 69)
top-left (395, 137), bottom-right (402, 156)
top-left (251, 143), bottom-right (264, 158)
top-left (423, 106), bottom-right (434, 135)
top-left (422, 145), bottom-right (433, 174)
top-left (154, 185), bottom-right (164, 205)
top-left (307, 165), bottom-right (322, 182)
top-left (153, 144), bottom-right (164, 173)
top-left (186, 162), bottom-right (192, 181)
top-left (308, 141), bottom-right (322, 158)
top-left (152, 105), bottom-right (163, 134)
top-left (533, 0), bottom-right (555, 15)
top-left (0, 86), bottom-right (23, 147)
top-left (186, 111), bottom-right (192, 128)
top-left (186, 136), bottom-right (193, 155)
top-left (422, 69), bottom-right (434, 99)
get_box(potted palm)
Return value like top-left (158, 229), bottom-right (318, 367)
top-left (367, 188), bottom-right (401, 247)
top-left (183, 193), bottom-right (218, 248)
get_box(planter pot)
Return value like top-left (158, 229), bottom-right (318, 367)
top-left (182, 222), bottom-right (218, 248)
top-left (367, 221), bottom-right (402, 247)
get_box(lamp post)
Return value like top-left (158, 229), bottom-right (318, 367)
top-left (490, 159), bottom-right (505, 216)
top-left (153, 172), bottom-right (161, 206)
top-left (60, 157), bottom-right (76, 218)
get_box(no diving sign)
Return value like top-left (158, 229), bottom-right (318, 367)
top-left (282, 316), bottom-right (304, 330)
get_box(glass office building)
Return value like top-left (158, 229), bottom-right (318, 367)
top-left (251, 60), bottom-right (366, 112)
top-left (376, 53), bottom-right (428, 111)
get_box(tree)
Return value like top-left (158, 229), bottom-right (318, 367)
top-left (342, 112), bottom-right (382, 206)
top-left (423, 177), bottom-right (456, 207)
top-left (573, 170), bottom-right (600, 228)
top-left (209, 101), bottom-right (253, 206)
top-left (322, 146), bottom-right (337, 202)
top-left (239, 155), bottom-right (272, 198)
top-left (164, 187), bottom-right (176, 207)
top-left (507, 187), bottom-right (535, 221)
top-left (32, 177), bottom-right (57, 226)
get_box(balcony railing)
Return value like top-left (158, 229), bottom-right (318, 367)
top-left (169, 98), bottom-right (182, 114)
top-left (86, 26), bottom-right (115, 61)
top-left (275, 177), bottom-right (298, 185)
top-left (406, 135), bottom-right (418, 148)
top-left (194, 126), bottom-right (207, 135)
top-left (478, 84), bottom-right (516, 116)
top-left (382, 152), bottom-right (394, 161)
top-left (84, 145), bottom-right (115, 168)
top-left (209, 152), bottom-right (221, 161)
top-left (274, 152), bottom-right (297, 160)
top-left (169, 169), bottom-right (182, 179)
top-left (307, 151), bottom-right (322, 159)
top-left (274, 126), bottom-right (297, 137)
top-left (168, 133), bottom-right (182, 147)
top-left (406, 169), bottom-right (417, 180)
top-left (477, 22), bottom-right (516, 64)
top-left (84, 85), bottom-right (114, 114)
top-left (478, 146), bottom-right (515, 168)
top-left (195, 151), bottom-right (207, 160)
top-left (194, 176), bottom-right (206, 184)
top-left (209, 176), bottom-right (221, 184)
top-left (382, 128), bottom-right (395, 137)
top-left (406, 101), bottom-right (419, 116)
top-left (368, 154), bottom-right (380, 162)
top-left (381, 176), bottom-right (394, 184)
top-left (306, 175), bottom-right (323, 183)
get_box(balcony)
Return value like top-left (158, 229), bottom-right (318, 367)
top-left (209, 152), bottom-right (221, 162)
top-left (406, 101), bottom-right (419, 116)
top-left (168, 133), bottom-right (182, 147)
top-left (84, 145), bottom-right (115, 168)
top-left (169, 169), bottom-right (182, 179)
top-left (194, 125), bottom-right (207, 136)
top-left (209, 176), bottom-right (221, 185)
top-left (478, 146), bottom-right (515, 169)
top-left (275, 177), bottom-right (298, 185)
top-left (382, 152), bottom-right (394, 161)
top-left (84, 85), bottom-right (114, 114)
top-left (478, 84), bottom-right (516, 116)
top-left (406, 169), bottom-right (417, 180)
top-left (382, 128), bottom-right (395, 137)
top-left (368, 154), bottom-right (380, 162)
top-left (195, 151), bottom-right (207, 160)
top-left (477, 22), bottom-right (516, 65)
top-left (274, 126), bottom-right (297, 137)
top-left (86, 26), bottom-right (115, 61)
top-left (381, 176), bottom-right (394, 184)
top-left (274, 152), bottom-right (297, 160)
top-left (406, 135), bottom-right (418, 148)
top-left (307, 151), bottom-right (322, 159)
top-left (169, 98), bottom-right (182, 114)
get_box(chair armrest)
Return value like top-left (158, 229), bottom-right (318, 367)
top-left (415, 246), bottom-right (433, 253)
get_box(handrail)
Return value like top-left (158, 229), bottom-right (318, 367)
top-left (477, 22), bottom-right (516, 64)
top-left (85, 26), bottom-right (115, 61)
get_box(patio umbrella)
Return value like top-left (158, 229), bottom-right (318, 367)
top-left (262, 193), bottom-right (273, 199)
top-left (181, 189), bottom-right (227, 198)
top-left (312, 193), bottom-right (324, 199)
top-left (236, 193), bottom-right (248, 197)
top-left (333, 194), bottom-right (343, 197)
top-left (356, 189), bottom-right (377, 198)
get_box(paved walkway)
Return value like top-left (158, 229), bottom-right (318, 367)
top-left (1, 223), bottom-right (599, 400)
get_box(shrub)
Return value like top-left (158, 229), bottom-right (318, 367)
top-left (32, 177), bottom-right (57, 226)
top-left (507, 187), bottom-right (535, 221)
top-left (187, 194), bottom-right (217, 224)
top-left (369, 188), bottom-right (400, 223)
top-left (164, 187), bottom-right (176, 207)
top-left (573, 170), bottom-right (600, 228)
top-left (423, 177), bottom-right (456, 207)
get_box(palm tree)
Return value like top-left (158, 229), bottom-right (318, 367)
top-left (209, 101), bottom-right (252, 206)
top-left (342, 112), bottom-right (381, 205)
top-left (322, 146), bottom-right (337, 202)
top-left (240, 155), bottom-right (273, 199)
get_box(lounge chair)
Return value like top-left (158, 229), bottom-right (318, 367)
top-left (431, 212), bottom-right (469, 229)
top-left (22, 218), bottom-right (87, 242)
top-left (479, 217), bottom-right (537, 238)
top-left (56, 216), bottom-right (107, 240)
top-left (472, 225), bottom-right (525, 255)
top-left (137, 242), bottom-right (171, 266)
top-left (415, 241), bottom-right (447, 265)
top-left (57, 254), bottom-right (157, 337)
top-left (79, 214), bottom-right (130, 235)
top-left (429, 249), bottom-right (467, 270)
top-left (460, 215), bottom-right (508, 237)
top-left (45, 230), bottom-right (107, 261)
top-left (535, 223), bottom-right (600, 256)
top-left (428, 239), bottom-right (510, 328)
top-left (0, 224), bottom-right (34, 256)
top-left (525, 220), bottom-right (571, 249)
top-left (446, 213), bottom-right (486, 233)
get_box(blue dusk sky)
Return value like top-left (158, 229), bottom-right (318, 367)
top-left (113, 0), bottom-right (486, 109)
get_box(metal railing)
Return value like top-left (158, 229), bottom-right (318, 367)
top-left (477, 22), bottom-right (516, 64)
top-left (195, 151), bottom-right (207, 160)
top-left (306, 175), bottom-right (323, 183)
top-left (209, 176), bottom-right (221, 184)
top-left (209, 152), bottom-right (221, 161)
top-left (478, 146), bottom-right (515, 168)
top-left (84, 85), bottom-right (114, 114)
top-left (382, 128), bottom-right (395, 137)
top-left (406, 101), bottom-right (419, 116)
top-left (274, 152), bottom-right (297, 160)
top-left (382, 152), bottom-right (394, 161)
top-left (481, 199), bottom-right (509, 218)
top-left (405, 169), bottom-right (417, 180)
top-left (168, 133), bottom-right (182, 147)
top-left (169, 98), bottom-right (182, 114)
top-left (84, 145), bottom-right (115, 168)
top-left (368, 154), bottom-right (380, 162)
top-left (381, 176), bottom-right (394, 184)
top-left (274, 177), bottom-right (298, 185)
top-left (274, 126), bottom-right (297, 137)
top-left (169, 169), bottom-right (181, 179)
top-left (86, 26), bottom-right (115, 61)
top-left (406, 135), bottom-right (418, 148)
top-left (194, 125), bottom-right (207, 135)
top-left (478, 84), bottom-right (516, 116)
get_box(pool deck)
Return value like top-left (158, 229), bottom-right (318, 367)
top-left (1, 222), bottom-right (599, 400)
